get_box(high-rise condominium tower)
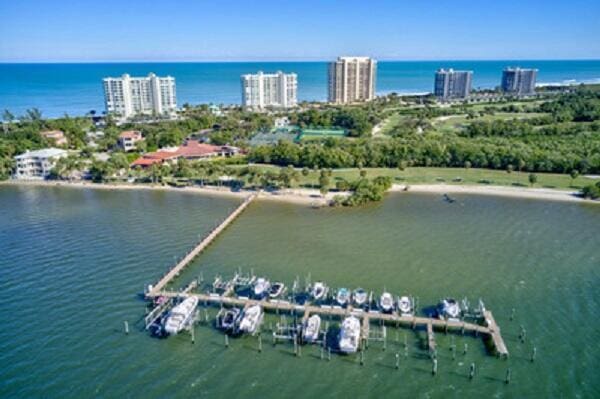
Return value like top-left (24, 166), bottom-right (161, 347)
top-left (501, 68), bottom-right (538, 95)
top-left (434, 69), bottom-right (473, 100)
top-left (241, 71), bottom-right (297, 109)
top-left (103, 73), bottom-right (177, 118)
top-left (328, 57), bottom-right (377, 104)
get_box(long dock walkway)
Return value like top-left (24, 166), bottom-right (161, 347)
top-left (151, 290), bottom-right (509, 357)
top-left (147, 194), bottom-right (256, 297)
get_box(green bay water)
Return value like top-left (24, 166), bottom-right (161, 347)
top-left (0, 186), bottom-right (598, 398)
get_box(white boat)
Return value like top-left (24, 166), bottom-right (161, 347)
top-left (253, 278), bottom-right (270, 298)
top-left (379, 292), bottom-right (394, 313)
top-left (217, 308), bottom-right (241, 331)
top-left (338, 316), bottom-right (361, 353)
top-left (397, 296), bottom-right (413, 316)
top-left (353, 288), bottom-right (368, 306)
top-left (302, 314), bottom-right (321, 343)
top-left (238, 305), bottom-right (263, 334)
top-left (439, 298), bottom-right (461, 321)
top-left (269, 282), bottom-right (285, 298)
top-left (311, 281), bottom-right (328, 301)
top-left (164, 296), bottom-right (198, 335)
top-left (336, 288), bottom-right (350, 306)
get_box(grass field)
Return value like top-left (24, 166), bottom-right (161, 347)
top-left (239, 165), bottom-right (595, 191)
top-left (432, 112), bottom-right (549, 133)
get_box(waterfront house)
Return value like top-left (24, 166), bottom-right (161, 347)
top-left (40, 130), bottom-right (68, 146)
top-left (131, 140), bottom-right (241, 168)
top-left (14, 148), bottom-right (68, 179)
top-left (118, 130), bottom-right (143, 151)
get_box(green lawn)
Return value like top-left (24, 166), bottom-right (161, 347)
top-left (432, 112), bottom-right (549, 134)
top-left (239, 165), bottom-right (594, 191)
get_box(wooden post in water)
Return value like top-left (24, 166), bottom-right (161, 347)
top-left (293, 334), bottom-right (298, 356)
top-left (225, 334), bottom-right (229, 348)
top-left (360, 349), bottom-right (364, 366)
top-left (469, 363), bottom-right (476, 379)
top-left (463, 343), bottom-right (468, 355)
top-left (382, 326), bottom-right (387, 351)
top-left (204, 308), bottom-right (209, 324)
top-left (191, 324), bottom-right (195, 344)
top-left (272, 331), bottom-right (276, 346)
top-left (432, 358), bottom-right (438, 375)
top-left (328, 347), bottom-right (331, 361)
top-left (124, 321), bottom-right (129, 335)
top-left (258, 333), bottom-right (262, 353)
top-left (531, 346), bottom-right (536, 362)
top-left (505, 368), bottom-right (511, 384)
top-left (395, 352), bottom-right (400, 369)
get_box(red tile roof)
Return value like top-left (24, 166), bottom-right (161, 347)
top-left (175, 141), bottom-right (223, 158)
top-left (131, 150), bottom-right (178, 167)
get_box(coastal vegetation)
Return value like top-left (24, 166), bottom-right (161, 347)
top-left (2, 86), bottom-right (600, 202)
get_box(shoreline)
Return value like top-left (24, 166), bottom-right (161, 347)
top-left (1, 179), bottom-right (598, 206)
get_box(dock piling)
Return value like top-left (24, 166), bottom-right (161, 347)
top-left (225, 334), bottom-right (229, 348)
top-left (469, 363), bottom-right (476, 379)
top-left (505, 368), bottom-right (511, 384)
top-left (395, 352), bottom-right (400, 369)
top-left (124, 321), bottom-right (129, 335)
top-left (258, 333), bottom-right (262, 353)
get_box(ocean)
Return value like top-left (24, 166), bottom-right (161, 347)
top-left (1, 60), bottom-right (600, 118)
top-left (0, 185), bottom-right (599, 398)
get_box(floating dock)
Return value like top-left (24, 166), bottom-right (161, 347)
top-left (146, 194), bottom-right (256, 297)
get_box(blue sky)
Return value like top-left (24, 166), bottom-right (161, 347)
top-left (1, 0), bottom-right (599, 62)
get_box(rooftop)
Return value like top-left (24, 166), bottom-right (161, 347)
top-left (15, 148), bottom-right (68, 159)
top-left (119, 130), bottom-right (143, 139)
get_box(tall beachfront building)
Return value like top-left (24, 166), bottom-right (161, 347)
top-left (434, 69), bottom-right (473, 100)
top-left (241, 71), bottom-right (298, 109)
top-left (328, 56), bottom-right (377, 104)
top-left (501, 68), bottom-right (538, 95)
top-left (103, 73), bottom-right (177, 118)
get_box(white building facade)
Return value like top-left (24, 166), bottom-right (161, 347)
top-left (14, 148), bottom-right (68, 180)
top-left (241, 71), bottom-right (297, 109)
top-left (103, 73), bottom-right (177, 118)
top-left (328, 57), bottom-right (377, 104)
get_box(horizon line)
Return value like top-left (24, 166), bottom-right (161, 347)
top-left (1, 57), bottom-right (600, 64)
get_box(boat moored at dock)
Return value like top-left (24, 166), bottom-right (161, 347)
top-left (353, 288), bottom-right (368, 307)
top-left (164, 296), bottom-right (198, 335)
top-left (253, 278), bottom-right (270, 298)
top-left (397, 296), bottom-right (413, 316)
top-left (338, 316), bottom-right (361, 353)
top-left (302, 314), bottom-right (321, 343)
top-left (269, 282), bottom-right (285, 298)
top-left (379, 292), bottom-right (394, 313)
top-left (237, 305), bottom-right (263, 335)
top-left (217, 308), bottom-right (241, 332)
top-left (311, 281), bottom-right (328, 301)
top-left (336, 288), bottom-right (350, 306)
top-left (438, 298), bottom-right (461, 321)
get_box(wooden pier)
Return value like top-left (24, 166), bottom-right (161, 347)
top-left (150, 289), bottom-right (509, 357)
top-left (147, 194), bottom-right (256, 297)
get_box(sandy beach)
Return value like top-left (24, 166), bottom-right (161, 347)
top-left (2, 180), bottom-right (598, 206)
top-left (390, 184), bottom-right (596, 204)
